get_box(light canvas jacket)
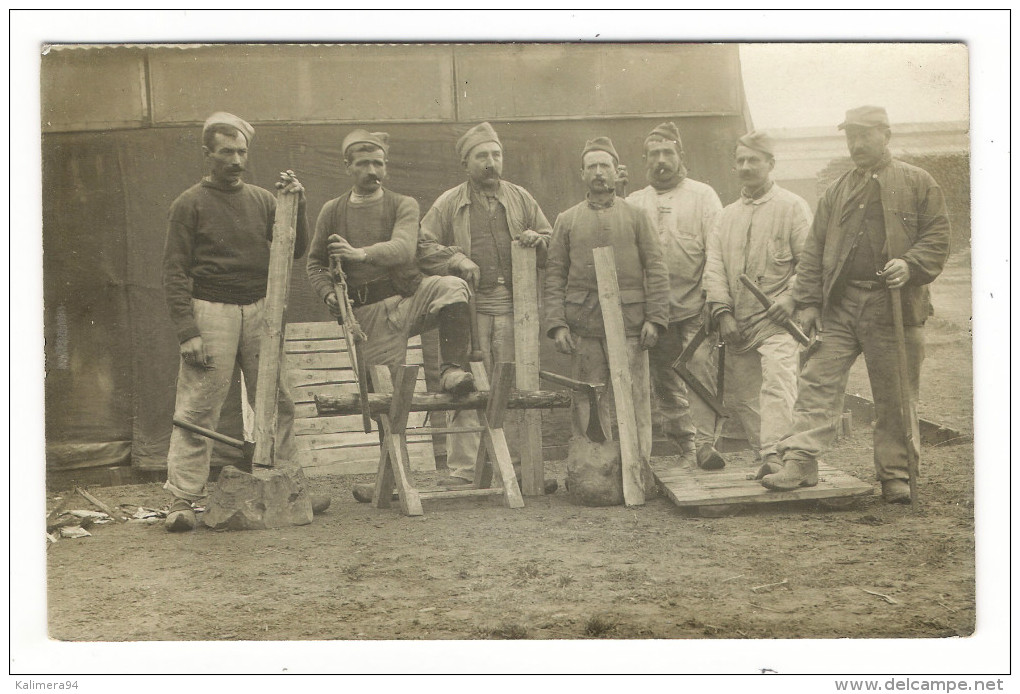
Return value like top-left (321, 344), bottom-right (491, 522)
top-left (418, 180), bottom-right (552, 275)
top-left (704, 182), bottom-right (812, 351)
top-left (626, 178), bottom-right (723, 323)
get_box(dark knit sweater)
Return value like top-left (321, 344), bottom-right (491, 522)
top-left (306, 188), bottom-right (422, 304)
top-left (162, 178), bottom-right (309, 343)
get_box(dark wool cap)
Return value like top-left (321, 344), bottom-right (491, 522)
top-left (457, 122), bottom-right (502, 161)
top-left (644, 121), bottom-right (683, 151)
top-left (582, 136), bottom-right (619, 165)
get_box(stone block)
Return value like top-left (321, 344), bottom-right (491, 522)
top-left (202, 465), bottom-right (314, 531)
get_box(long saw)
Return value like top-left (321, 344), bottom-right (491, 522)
top-left (330, 256), bottom-right (372, 433)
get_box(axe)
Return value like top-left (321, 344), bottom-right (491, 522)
top-left (172, 418), bottom-right (256, 473)
top-left (539, 370), bottom-right (608, 443)
top-left (738, 274), bottom-right (821, 363)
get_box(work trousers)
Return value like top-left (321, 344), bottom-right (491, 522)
top-left (572, 335), bottom-right (653, 465)
top-left (165, 298), bottom-right (297, 501)
top-left (354, 275), bottom-right (481, 476)
top-left (647, 315), bottom-right (719, 449)
top-left (777, 285), bottom-right (924, 482)
top-left (725, 332), bottom-right (800, 459)
top-left (448, 311), bottom-right (522, 480)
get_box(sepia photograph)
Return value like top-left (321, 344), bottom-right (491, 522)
top-left (11, 8), bottom-right (1010, 685)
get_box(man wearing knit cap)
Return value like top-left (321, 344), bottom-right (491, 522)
top-left (419, 122), bottom-right (553, 486)
top-left (162, 112), bottom-right (309, 531)
top-left (624, 122), bottom-right (725, 470)
top-left (703, 130), bottom-right (812, 476)
top-left (306, 129), bottom-right (481, 497)
top-left (544, 136), bottom-right (670, 476)
top-left (760, 106), bottom-right (951, 504)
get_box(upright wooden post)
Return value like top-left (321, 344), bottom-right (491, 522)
top-left (511, 242), bottom-right (544, 495)
top-left (251, 190), bottom-right (299, 470)
top-left (593, 246), bottom-right (645, 506)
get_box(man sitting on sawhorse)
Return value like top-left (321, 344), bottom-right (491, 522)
top-left (306, 129), bottom-right (490, 501)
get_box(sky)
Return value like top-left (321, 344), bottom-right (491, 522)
top-left (739, 43), bottom-right (970, 130)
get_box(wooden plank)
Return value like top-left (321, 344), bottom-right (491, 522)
top-left (419, 488), bottom-right (503, 500)
top-left (286, 321), bottom-right (421, 347)
top-left (512, 242), bottom-right (544, 496)
top-left (593, 246), bottom-right (644, 507)
top-left (285, 322), bottom-right (342, 341)
top-left (252, 189), bottom-right (299, 469)
top-left (651, 461), bottom-right (874, 507)
top-left (286, 338), bottom-right (352, 354)
top-left (293, 412), bottom-right (426, 436)
top-left (286, 349), bottom-right (424, 370)
top-left (289, 369), bottom-right (359, 387)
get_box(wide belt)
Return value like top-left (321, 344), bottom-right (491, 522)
top-left (845, 279), bottom-right (883, 291)
top-left (349, 277), bottom-right (399, 308)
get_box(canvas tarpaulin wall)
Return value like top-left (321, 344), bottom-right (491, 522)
top-left (41, 43), bottom-right (751, 472)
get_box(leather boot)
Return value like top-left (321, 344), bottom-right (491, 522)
top-left (696, 443), bottom-right (726, 470)
top-left (761, 457), bottom-right (818, 491)
top-left (668, 434), bottom-right (698, 469)
top-left (752, 452), bottom-right (783, 480)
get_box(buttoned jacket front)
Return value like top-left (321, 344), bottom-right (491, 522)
top-left (792, 157), bottom-right (951, 325)
top-left (418, 180), bottom-right (552, 275)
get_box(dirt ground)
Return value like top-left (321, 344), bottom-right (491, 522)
top-left (45, 254), bottom-right (975, 644)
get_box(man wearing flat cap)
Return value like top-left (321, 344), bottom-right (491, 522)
top-left (624, 122), bottom-right (725, 470)
top-left (544, 136), bottom-right (670, 473)
top-left (418, 122), bottom-right (553, 486)
top-left (703, 131), bottom-right (812, 476)
top-left (162, 112), bottom-right (309, 531)
top-left (306, 129), bottom-right (482, 495)
top-left (761, 106), bottom-right (951, 504)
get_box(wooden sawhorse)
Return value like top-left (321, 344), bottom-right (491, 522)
top-left (371, 361), bottom-right (525, 516)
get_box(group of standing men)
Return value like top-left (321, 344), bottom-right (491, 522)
top-left (161, 104), bottom-right (950, 530)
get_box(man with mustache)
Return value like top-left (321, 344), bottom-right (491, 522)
top-left (162, 112), bottom-right (309, 531)
top-left (306, 130), bottom-right (480, 497)
top-left (544, 137), bottom-right (670, 477)
top-left (624, 122), bottom-right (725, 470)
top-left (760, 106), bottom-right (950, 504)
top-left (419, 122), bottom-right (552, 486)
top-left (702, 131), bottom-right (812, 478)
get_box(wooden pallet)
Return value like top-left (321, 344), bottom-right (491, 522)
top-left (651, 460), bottom-right (874, 508)
top-left (285, 321), bottom-right (436, 477)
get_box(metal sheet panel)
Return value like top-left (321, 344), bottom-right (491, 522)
top-left (455, 43), bottom-right (743, 121)
top-left (41, 49), bottom-right (147, 132)
top-left (148, 44), bottom-right (455, 124)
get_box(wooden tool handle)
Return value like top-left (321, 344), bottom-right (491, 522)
top-left (738, 274), bottom-right (811, 346)
top-left (173, 418), bottom-right (243, 450)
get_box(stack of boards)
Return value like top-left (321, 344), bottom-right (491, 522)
top-left (284, 321), bottom-right (435, 477)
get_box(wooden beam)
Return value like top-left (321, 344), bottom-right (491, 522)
top-left (371, 365), bottom-right (396, 509)
top-left (314, 389), bottom-right (572, 416)
top-left (593, 246), bottom-right (645, 507)
top-left (387, 365), bottom-right (423, 516)
top-left (511, 242), bottom-right (545, 496)
top-left (481, 362), bottom-right (524, 509)
top-left (252, 189), bottom-right (299, 469)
